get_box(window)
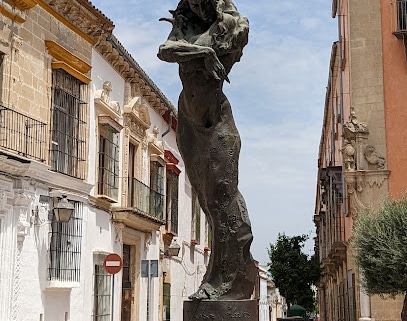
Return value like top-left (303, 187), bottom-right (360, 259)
top-left (93, 254), bottom-right (112, 321)
top-left (166, 170), bottom-right (179, 234)
top-left (163, 283), bottom-right (171, 321)
top-left (48, 200), bottom-right (83, 282)
top-left (0, 52), bottom-right (4, 103)
top-left (50, 69), bottom-right (87, 179)
top-left (98, 124), bottom-right (119, 201)
top-left (121, 244), bottom-right (132, 321)
top-left (205, 218), bottom-right (212, 250)
top-left (191, 191), bottom-right (201, 244)
top-left (398, 0), bottom-right (407, 31)
top-left (127, 142), bottom-right (138, 207)
top-left (150, 161), bottom-right (164, 219)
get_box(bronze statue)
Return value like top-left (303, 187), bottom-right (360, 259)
top-left (158, 0), bottom-right (257, 300)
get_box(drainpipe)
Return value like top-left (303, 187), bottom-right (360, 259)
top-left (162, 111), bottom-right (173, 137)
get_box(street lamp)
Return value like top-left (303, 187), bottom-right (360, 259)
top-left (53, 195), bottom-right (74, 222)
top-left (164, 239), bottom-right (181, 257)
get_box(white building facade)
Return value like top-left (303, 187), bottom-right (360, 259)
top-left (258, 265), bottom-right (287, 321)
top-left (0, 1), bottom-right (209, 320)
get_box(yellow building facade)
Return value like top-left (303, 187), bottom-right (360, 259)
top-left (314, 1), bottom-right (407, 321)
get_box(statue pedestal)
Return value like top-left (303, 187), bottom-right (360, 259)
top-left (183, 299), bottom-right (259, 321)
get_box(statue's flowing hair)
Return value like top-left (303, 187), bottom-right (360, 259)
top-left (173, 0), bottom-right (249, 56)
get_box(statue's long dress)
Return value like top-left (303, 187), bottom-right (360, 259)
top-left (176, 52), bottom-right (258, 300)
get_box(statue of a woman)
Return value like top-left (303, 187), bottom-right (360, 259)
top-left (158, 0), bottom-right (257, 300)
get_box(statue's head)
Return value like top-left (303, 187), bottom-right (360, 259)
top-left (187, 0), bottom-right (217, 24)
top-left (173, 0), bottom-right (249, 55)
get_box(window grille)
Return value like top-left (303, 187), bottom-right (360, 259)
top-left (0, 52), bottom-right (4, 103)
top-left (50, 69), bottom-right (87, 179)
top-left (191, 191), bottom-right (201, 243)
top-left (121, 244), bottom-right (132, 321)
top-left (397, 0), bottom-right (407, 31)
top-left (48, 201), bottom-right (83, 282)
top-left (98, 124), bottom-right (119, 200)
top-left (166, 170), bottom-right (179, 234)
top-left (163, 283), bottom-right (171, 321)
top-left (150, 161), bottom-right (164, 219)
top-left (127, 156), bottom-right (165, 219)
top-left (93, 258), bottom-right (112, 321)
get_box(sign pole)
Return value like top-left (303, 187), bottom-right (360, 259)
top-left (111, 274), bottom-right (115, 321)
top-left (148, 261), bottom-right (151, 321)
top-left (103, 253), bottom-right (123, 321)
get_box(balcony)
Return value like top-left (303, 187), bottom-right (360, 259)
top-left (113, 177), bottom-right (165, 232)
top-left (0, 105), bottom-right (47, 162)
top-left (392, 1), bottom-right (407, 38)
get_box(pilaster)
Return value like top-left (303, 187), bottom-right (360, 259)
top-left (0, 176), bottom-right (14, 321)
top-left (11, 180), bottom-right (35, 321)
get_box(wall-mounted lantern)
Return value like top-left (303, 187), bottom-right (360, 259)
top-left (166, 239), bottom-right (181, 257)
top-left (53, 195), bottom-right (74, 222)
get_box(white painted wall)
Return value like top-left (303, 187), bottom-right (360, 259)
top-left (0, 44), bottom-right (208, 321)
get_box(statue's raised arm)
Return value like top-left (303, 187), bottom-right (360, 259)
top-left (157, 0), bottom-right (257, 301)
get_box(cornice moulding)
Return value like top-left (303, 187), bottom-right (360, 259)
top-left (51, 61), bottom-right (91, 84)
top-left (0, 3), bottom-right (25, 23)
top-left (98, 115), bottom-right (123, 133)
top-left (46, 40), bottom-right (91, 73)
top-left (96, 36), bottom-right (176, 117)
top-left (37, 0), bottom-right (114, 44)
top-left (5, 0), bottom-right (37, 11)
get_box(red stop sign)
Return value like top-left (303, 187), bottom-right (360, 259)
top-left (103, 253), bottom-right (123, 275)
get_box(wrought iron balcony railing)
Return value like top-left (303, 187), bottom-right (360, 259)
top-left (392, 1), bottom-right (407, 37)
top-left (128, 177), bottom-right (164, 220)
top-left (0, 105), bottom-right (47, 162)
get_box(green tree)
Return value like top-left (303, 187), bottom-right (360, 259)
top-left (351, 195), bottom-right (407, 321)
top-left (267, 233), bottom-right (322, 313)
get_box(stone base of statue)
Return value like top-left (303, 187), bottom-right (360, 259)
top-left (183, 299), bottom-right (259, 321)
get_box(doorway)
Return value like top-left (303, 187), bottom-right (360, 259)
top-left (121, 244), bottom-right (132, 321)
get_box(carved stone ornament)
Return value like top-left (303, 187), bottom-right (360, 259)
top-left (342, 108), bottom-right (386, 171)
top-left (342, 139), bottom-right (356, 171)
top-left (35, 200), bottom-right (49, 226)
top-left (145, 232), bottom-right (152, 251)
top-left (345, 172), bottom-right (367, 217)
top-left (114, 222), bottom-right (125, 242)
top-left (17, 209), bottom-right (30, 244)
top-left (124, 96), bottom-right (151, 127)
top-left (40, 0), bottom-right (114, 43)
top-left (343, 108), bottom-right (369, 138)
top-left (364, 145), bottom-right (386, 170)
top-left (14, 187), bottom-right (35, 244)
top-left (147, 126), bottom-right (164, 155)
top-left (123, 96), bottom-right (151, 141)
top-left (345, 170), bottom-right (389, 218)
top-left (5, 0), bottom-right (37, 11)
top-left (94, 81), bottom-right (121, 116)
top-left (11, 35), bottom-right (23, 51)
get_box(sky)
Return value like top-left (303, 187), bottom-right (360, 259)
top-left (90, 0), bottom-right (338, 265)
